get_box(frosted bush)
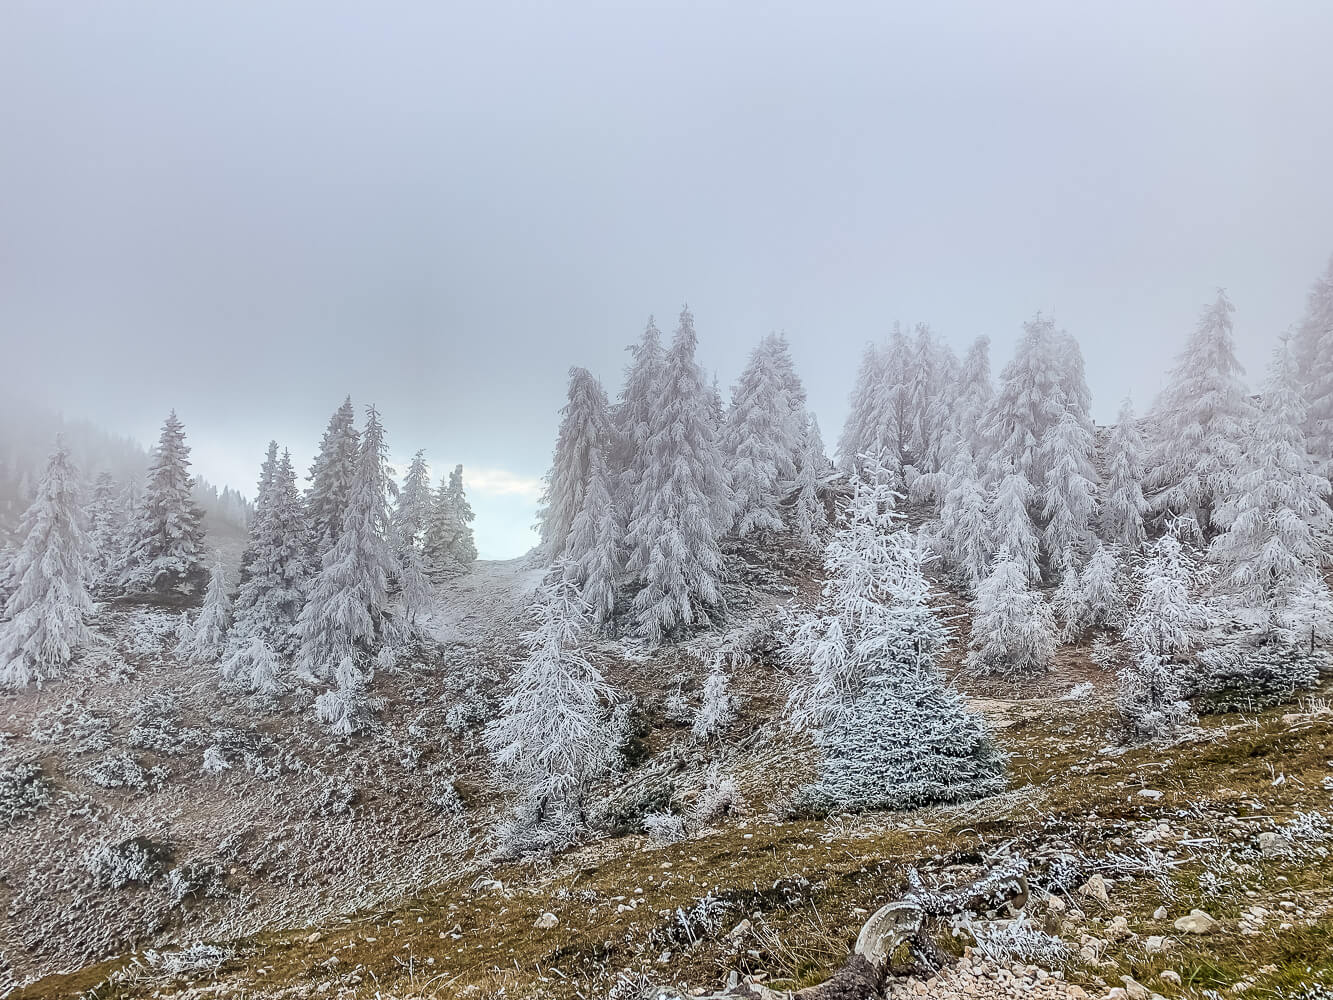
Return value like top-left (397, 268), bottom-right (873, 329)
top-left (691, 770), bottom-right (741, 826)
top-left (201, 746), bottom-right (229, 775)
top-left (1061, 682), bottom-right (1094, 701)
top-left (85, 838), bottom-right (167, 889)
top-left (428, 777), bottom-right (465, 816)
top-left (83, 752), bottom-right (168, 791)
top-left (643, 810), bottom-right (686, 846)
top-left (967, 914), bottom-right (1070, 967)
top-left (663, 688), bottom-right (694, 725)
top-left (315, 778), bottom-right (358, 816)
top-left (143, 943), bottom-right (230, 976)
top-left (0, 761), bottom-right (53, 824)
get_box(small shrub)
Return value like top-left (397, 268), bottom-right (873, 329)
top-left (0, 761), bottom-right (53, 825)
top-left (643, 810), bottom-right (686, 846)
top-left (968, 914), bottom-right (1070, 967)
top-left (83, 752), bottom-right (169, 791)
top-left (167, 860), bottom-right (228, 906)
top-left (690, 770), bottom-right (741, 827)
top-left (314, 778), bottom-right (358, 816)
top-left (201, 746), bottom-right (229, 775)
top-left (85, 837), bottom-right (171, 889)
top-left (428, 777), bottom-right (465, 817)
top-left (143, 943), bottom-right (230, 976)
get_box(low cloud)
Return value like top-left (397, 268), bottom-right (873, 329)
top-left (464, 466), bottom-right (544, 500)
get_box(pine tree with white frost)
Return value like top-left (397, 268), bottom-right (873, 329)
top-left (229, 447), bottom-right (309, 658)
top-left (1209, 336), bottom-right (1332, 639)
top-left (1118, 529), bottom-right (1205, 740)
top-left (119, 411), bottom-right (208, 597)
top-left (305, 397), bottom-right (360, 556)
top-left (0, 443), bottom-right (94, 689)
top-left (86, 472), bottom-right (122, 584)
top-left (624, 307), bottom-right (732, 645)
top-left (836, 342), bottom-right (885, 473)
top-left (539, 368), bottom-right (615, 560)
top-left (692, 657), bottom-right (735, 741)
top-left (484, 572), bottom-right (615, 826)
top-left (239, 442), bottom-right (279, 585)
top-left (955, 335), bottom-right (994, 456)
top-left (787, 457), bottom-right (1004, 814)
top-left (1040, 410), bottom-right (1098, 565)
top-left (393, 450), bottom-right (433, 552)
top-left (296, 405), bottom-right (398, 682)
top-left (989, 472), bottom-right (1041, 584)
top-left (1295, 255), bottom-right (1333, 480)
top-left (938, 454), bottom-right (992, 593)
top-left (563, 450), bottom-right (620, 630)
top-left (724, 335), bottom-right (799, 537)
top-left (965, 547), bottom-right (1056, 676)
top-left (177, 556), bottom-right (230, 663)
top-left (314, 654), bottom-right (383, 736)
top-left (793, 413), bottom-right (829, 549)
top-left (1077, 544), bottom-right (1127, 635)
top-left (1144, 291), bottom-right (1255, 535)
top-left (1100, 398), bottom-right (1149, 550)
top-left (612, 318), bottom-right (664, 511)
top-left (983, 315), bottom-right (1075, 485)
top-left (424, 465), bottom-right (478, 579)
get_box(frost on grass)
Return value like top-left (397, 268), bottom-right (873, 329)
top-left (0, 761), bottom-right (53, 824)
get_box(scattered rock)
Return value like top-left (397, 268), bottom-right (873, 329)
top-left (1078, 875), bottom-right (1110, 905)
top-left (1173, 909), bottom-right (1218, 935)
top-left (1105, 915), bottom-right (1134, 942)
top-left (727, 919), bottom-right (752, 942)
top-left (1121, 975), bottom-right (1150, 1000)
top-left (1152, 906), bottom-right (1168, 921)
top-left (1144, 935), bottom-right (1169, 954)
top-left (1258, 831), bottom-right (1291, 857)
top-left (533, 912), bottom-right (558, 929)
top-left (305, 931), bottom-right (322, 943)
top-left (1159, 971), bottom-right (1182, 987)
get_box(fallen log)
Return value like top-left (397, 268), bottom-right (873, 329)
top-left (694, 862), bottom-right (1030, 1000)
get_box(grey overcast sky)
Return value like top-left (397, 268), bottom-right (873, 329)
top-left (3, 1), bottom-right (1332, 557)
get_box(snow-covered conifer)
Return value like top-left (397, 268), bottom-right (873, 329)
top-left (624, 307), bottom-right (732, 645)
top-left (539, 368), bottom-right (615, 560)
top-left (955, 335), bottom-right (994, 455)
top-left (965, 547), bottom-right (1056, 676)
top-left (563, 450), bottom-right (620, 629)
top-left (983, 315), bottom-right (1075, 484)
top-left (424, 465), bottom-right (478, 579)
top-left (295, 406), bottom-right (398, 681)
top-left (1077, 545), bottom-right (1127, 635)
top-left (0, 443), bottom-right (94, 689)
top-left (724, 335), bottom-right (799, 537)
top-left (119, 412), bottom-right (208, 597)
top-left (177, 557), bottom-right (230, 663)
top-left (239, 442), bottom-right (279, 585)
top-left (230, 448), bottom-right (309, 656)
top-left (484, 572), bottom-right (615, 823)
top-left (613, 318), bottom-right (664, 505)
top-left (938, 455), bottom-right (992, 593)
top-left (393, 450), bottom-right (433, 551)
top-left (1144, 291), bottom-right (1254, 535)
top-left (793, 413), bottom-right (829, 549)
top-left (219, 631), bottom-right (283, 696)
top-left (314, 654), bottom-right (381, 735)
top-left (836, 342), bottom-right (884, 473)
top-left (305, 397), bottom-right (360, 555)
top-left (692, 657), bottom-right (735, 741)
top-left (1100, 398), bottom-right (1149, 550)
top-left (1209, 336), bottom-right (1332, 638)
top-left (84, 472), bottom-right (123, 586)
top-left (1040, 410), bottom-right (1097, 563)
top-left (1124, 529), bottom-right (1210, 663)
top-left (1295, 256), bottom-right (1333, 480)
top-left (988, 472), bottom-right (1041, 583)
top-left (786, 458), bottom-right (1004, 813)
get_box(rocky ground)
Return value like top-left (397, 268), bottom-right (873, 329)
top-left (3, 549), bottom-right (1332, 1000)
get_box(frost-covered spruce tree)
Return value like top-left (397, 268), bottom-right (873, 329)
top-left (983, 315), bottom-right (1076, 485)
top-left (1144, 291), bottom-right (1254, 535)
top-left (295, 405), bottom-right (398, 682)
top-left (305, 396), bottom-right (360, 556)
top-left (314, 654), bottom-right (383, 736)
top-left (692, 657), bottom-right (735, 741)
top-left (793, 413), bottom-right (829, 549)
top-left (1118, 530), bottom-right (1205, 739)
top-left (938, 455), bottom-right (992, 593)
top-left (0, 443), bottom-right (94, 689)
top-left (613, 318), bottom-right (664, 510)
top-left (564, 450), bottom-right (620, 630)
top-left (786, 457), bottom-right (1004, 814)
top-left (836, 342), bottom-right (885, 473)
top-left (955, 335), bottom-right (994, 456)
top-left (1100, 398), bottom-right (1149, 550)
top-left (393, 450), bottom-right (433, 552)
top-left (1040, 410), bottom-right (1097, 565)
top-left (1076, 544), bottom-right (1127, 636)
top-left (424, 465), bottom-right (478, 579)
top-left (539, 368), bottom-right (615, 560)
top-left (965, 547), bottom-right (1056, 676)
top-left (177, 556), bottom-right (230, 663)
top-left (624, 307), bottom-right (733, 645)
top-left (988, 471), bottom-right (1041, 584)
top-left (1209, 336), bottom-right (1333, 638)
top-left (86, 472), bottom-right (122, 584)
top-left (907, 325), bottom-right (960, 477)
top-left (484, 572), bottom-right (615, 826)
top-left (239, 442), bottom-right (279, 587)
top-left (219, 631), bottom-right (281, 696)
top-left (724, 335), bottom-right (800, 537)
top-left (230, 448), bottom-right (309, 656)
top-left (1295, 255), bottom-right (1333, 480)
top-left (119, 411), bottom-right (208, 597)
